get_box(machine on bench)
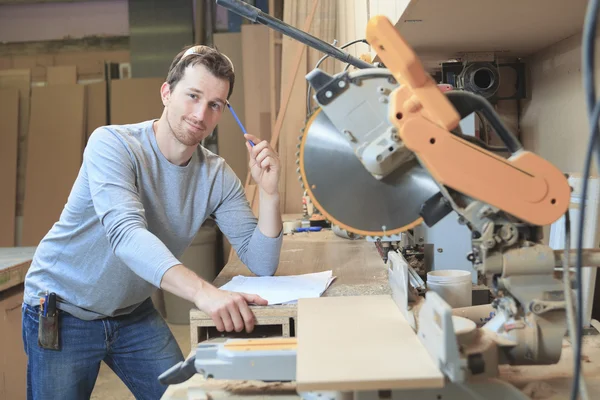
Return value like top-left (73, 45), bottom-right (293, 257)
top-left (159, 1), bottom-right (600, 399)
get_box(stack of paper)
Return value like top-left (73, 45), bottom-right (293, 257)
top-left (219, 271), bottom-right (336, 305)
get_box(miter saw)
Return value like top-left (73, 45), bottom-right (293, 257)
top-left (159, 1), bottom-right (600, 399)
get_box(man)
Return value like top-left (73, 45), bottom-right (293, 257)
top-left (21, 45), bottom-right (283, 399)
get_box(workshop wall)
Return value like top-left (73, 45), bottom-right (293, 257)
top-left (521, 31), bottom-right (600, 175)
top-left (0, 0), bottom-right (128, 43)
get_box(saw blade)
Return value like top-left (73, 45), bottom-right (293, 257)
top-left (299, 109), bottom-right (440, 238)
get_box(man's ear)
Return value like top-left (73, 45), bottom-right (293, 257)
top-left (160, 82), bottom-right (171, 106)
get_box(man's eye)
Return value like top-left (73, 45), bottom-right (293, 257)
top-left (189, 94), bottom-right (197, 100)
top-left (211, 103), bottom-right (222, 111)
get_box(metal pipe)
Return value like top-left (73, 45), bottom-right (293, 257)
top-left (554, 249), bottom-right (600, 268)
top-left (215, 0), bottom-right (373, 70)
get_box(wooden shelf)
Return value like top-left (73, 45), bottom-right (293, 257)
top-left (392, 0), bottom-right (588, 60)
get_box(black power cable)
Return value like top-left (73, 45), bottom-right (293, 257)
top-left (574, 1), bottom-right (600, 399)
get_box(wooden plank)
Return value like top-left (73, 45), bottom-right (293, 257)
top-left (190, 316), bottom-right (292, 348)
top-left (55, 50), bottom-right (130, 81)
top-left (0, 70), bottom-right (31, 220)
top-left (0, 247), bottom-right (36, 292)
top-left (109, 78), bottom-right (164, 125)
top-left (241, 25), bottom-right (272, 143)
top-left (239, 0), bottom-right (317, 197)
top-left (0, 89), bottom-right (19, 247)
top-left (268, 0), bottom-right (279, 132)
top-left (11, 54), bottom-right (53, 82)
top-left (84, 81), bottom-right (107, 143)
top-left (0, 56), bottom-right (12, 70)
top-left (276, 0), bottom-right (318, 214)
top-left (213, 32), bottom-right (248, 183)
top-left (21, 85), bottom-right (85, 246)
top-left (279, 47), bottom-right (307, 214)
top-left (296, 295), bottom-right (444, 391)
top-left (335, 0), bottom-right (371, 71)
top-left (46, 65), bottom-right (77, 85)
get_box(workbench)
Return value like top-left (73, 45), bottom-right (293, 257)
top-left (163, 334), bottom-right (600, 400)
top-left (189, 225), bottom-right (391, 349)
top-left (0, 246), bottom-right (36, 399)
top-left (0, 246), bottom-right (35, 292)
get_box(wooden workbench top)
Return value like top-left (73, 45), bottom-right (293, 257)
top-left (214, 228), bottom-right (390, 298)
top-left (163, 334), bottom-right (600, 399)
top-left (0, 247), bottom-right (36, 292)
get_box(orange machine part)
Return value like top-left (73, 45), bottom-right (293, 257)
top-left (366, 16), bottom-right (570, 226)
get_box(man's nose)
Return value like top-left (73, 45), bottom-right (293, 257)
top-left (192, 102), bottom-right (208, 120)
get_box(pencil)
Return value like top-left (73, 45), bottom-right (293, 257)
top-left (226, 101), bottom-right (255, 147)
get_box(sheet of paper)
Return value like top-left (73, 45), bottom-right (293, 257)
top-left (219, 271), bottom-right (336, 305)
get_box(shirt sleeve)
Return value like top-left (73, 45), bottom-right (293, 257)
top-left (84, 128), bottom-right (181, 287)
top-left (211, 162), bottom-right (282, 276)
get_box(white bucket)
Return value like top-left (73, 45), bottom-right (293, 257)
top-left (427, 270), bottom-right (472, 308)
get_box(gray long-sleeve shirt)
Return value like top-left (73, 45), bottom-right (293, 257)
top-left (23, 120), bottom-right (282, 320)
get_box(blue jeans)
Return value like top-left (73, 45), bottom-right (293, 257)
top-left (22, 298), bottom-right (184, 400)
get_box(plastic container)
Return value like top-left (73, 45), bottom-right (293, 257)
top-left (163, 224), bottom-right (218, 324)
top-left (426, 270), bottom-right (472, 308)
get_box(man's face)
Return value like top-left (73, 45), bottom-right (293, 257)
top-left (162, 64), bottom-right (229, 147)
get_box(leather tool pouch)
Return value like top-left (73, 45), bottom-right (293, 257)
top-left (38, 312), bottom-right (60, 350)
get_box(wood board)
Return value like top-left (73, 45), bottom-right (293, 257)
top-left (109, 78), bottom-right (164, 125)
top-left (11, 54), bottom-right (53, 82)
top-left (241, 25), bottom-right (272, 143)
top-left (85, 81), bottom-right (107, 143)
top-left (0, 69), bottom-right (31, 218)
top-left (47, 65), bottom-right (77, 85)
top-left (21, 85), bottom-right (85, 246)
top-left (0, 88), bottom-right (19, 247)
top-left (278, 1), bottom-right (310, 214)
top-left (214, 32), bottom-right (248, 184)
top-left (296, 295), bottom-right (444, 391)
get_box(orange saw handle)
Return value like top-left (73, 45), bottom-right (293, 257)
top-left (366, 15), bottom-right (570, 226)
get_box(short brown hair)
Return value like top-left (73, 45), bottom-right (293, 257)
top-left (166, 45), bottom-right (235, 99)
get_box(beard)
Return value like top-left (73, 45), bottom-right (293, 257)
top-left (166, 107), bottom-right (207, 147)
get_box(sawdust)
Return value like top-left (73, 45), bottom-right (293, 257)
top-left (583, 354), bottom-right (592, 363)
top-left (520, 381), bottom-right (557, 399)
top-left (201, 380), bottom-right (297, 395)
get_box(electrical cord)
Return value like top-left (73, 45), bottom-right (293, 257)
top-left (573, 2), bottom-right (600, 399)
top-left (563, 209), bottom-right (589, 400)
top-left (306, 39), bottom-right (369, 117)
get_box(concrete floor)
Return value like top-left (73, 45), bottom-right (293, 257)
top-left (90, 323), bottom-right (191, 400)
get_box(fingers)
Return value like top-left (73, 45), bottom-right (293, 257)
top-left (261, 156), bottom-right (276, 169)
top-left (235, 296), bottom-right (256, 332)
top-left (248, 138), bottom-right (269, 160)
top-left (241, 292), bottom-right (269, 306)
top-left (244, 133), bottom-right (260, 144)
top-left (210, 310), bottom-right (225, 332)
top-left (255, 148), bottom-right (279, 168)
top-left (227, 301), bottom-right (246, 332)
top-left (219, 308), bottom-right (234, 332)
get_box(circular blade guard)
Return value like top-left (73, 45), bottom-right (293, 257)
top-left (300, 73), bottom-right (440, 237)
